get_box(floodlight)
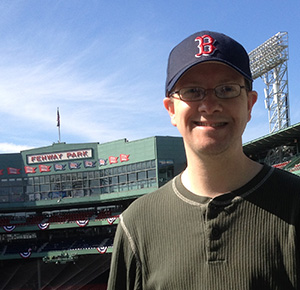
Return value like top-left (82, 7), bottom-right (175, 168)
top-left (249, 32), bottom-right (289, 133)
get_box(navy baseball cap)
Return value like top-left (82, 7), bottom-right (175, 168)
top-left (165, 30), bottom-right (253, 96)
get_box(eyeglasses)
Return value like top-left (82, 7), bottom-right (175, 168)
top-left (170, 84), bottom-right (246, 102)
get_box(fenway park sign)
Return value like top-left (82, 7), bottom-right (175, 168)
top-left (27, 149), bottom-right (93, 164)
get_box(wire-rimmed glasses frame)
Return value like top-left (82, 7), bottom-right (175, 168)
top-left (169, 84), bottom-right (247, 102)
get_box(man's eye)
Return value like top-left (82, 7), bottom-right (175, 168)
top-left (186, 88), bottom-right (199, 94)
top-left (221, 85), bottom-right (234, 92)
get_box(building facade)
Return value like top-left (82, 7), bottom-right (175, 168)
top-left (0, 136), bottom-right (186, 206)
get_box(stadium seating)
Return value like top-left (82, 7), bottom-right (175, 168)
top-left (290, 162), bottom-right (300, 172)
top-left (0, 209), bottom-right (114, 227)
top-left (272, 160), bottom-right (291, 169)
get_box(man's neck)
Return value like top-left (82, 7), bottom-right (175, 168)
top-left (181, 150), bottom-right (263, 198)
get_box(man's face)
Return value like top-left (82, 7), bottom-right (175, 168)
top-left (163, 62), bottom-right (257, 158)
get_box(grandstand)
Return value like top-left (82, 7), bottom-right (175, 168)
top-left (0, 136), bottom-right (186, 289)
top-left (243, 122), bottom-right (300, 175)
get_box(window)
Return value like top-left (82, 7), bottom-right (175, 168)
top-left (26, 185), bottom-right (34, 193)
top-left (128, 173), bottom-right (136, 182)
top-left (131, 164), bottom-right (137, 171)
top-left (73, 181), bottom-right (83, 189)
top-left (137, 171), bottom-right (146, 180)
top-left (90, 187), bottom-right (101, 195)
top-left (40, 184), bottom-right (50, 192)
top-left (137, 180), bottom-right (147, 189)
top-left (0, 187), bottom-right (9, 195)
top-left (147, 170), bottom-right (156, 179)
top-left (111, 176), bottom-right (118, 185)
top-left (100, 178), bottom-right (109, 187)
top-left (119, 184), bottom-right (128, 192)
top-left (90, 179), bottom-right (100, 188)
top-left (119, 174), bottom-right (127, 184)
top-left (104, 169), bottom-right (111, 176)
top-left (0, 159), bottom-right (158, 202)
top-left (101, 186), bottom-right (109, 194)
top-left (51, 183), bottom-right (61, 191)
top-left (62, 182), bottom-right (72, 190)
top-left (110, 185), bottom-right (118, 193)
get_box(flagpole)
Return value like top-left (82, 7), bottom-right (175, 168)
top-left (57, 107), bottom-right (61, 143)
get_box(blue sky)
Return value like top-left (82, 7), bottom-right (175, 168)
top-left (0, 0), bottom-right (300, 153)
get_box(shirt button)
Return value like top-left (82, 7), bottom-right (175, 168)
top-left (211, 227), bottom-right (221, 240)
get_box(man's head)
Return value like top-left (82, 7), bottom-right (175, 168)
top-left (163, 31), bottom-right (257, 157)
top-left (165, 30), bottom-right (253, 97)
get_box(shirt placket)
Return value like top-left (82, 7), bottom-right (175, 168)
top-left (205, 201), bottom-right (228, 263)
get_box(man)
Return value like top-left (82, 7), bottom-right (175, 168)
top-left (108, 31), bottom-right (300, 289)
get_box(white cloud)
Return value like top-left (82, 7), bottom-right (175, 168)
top-left (0, 143), bottom-right (33, 154)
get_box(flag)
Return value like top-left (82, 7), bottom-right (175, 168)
top-left (54, 164), bottom-right (66, 171)
top-left (84, 160), bottom-right (96, 168)
top-left (39, 165), bottom-right (51, 173)
top-left (57, 107), bottom-right (60, 127)
top-left (120, 154), bottom-right (130, 162)
top-left (109, 156), bottom-right (118, 164)
top-left (7, 167), bottom-right (21, 175)
top-left (99, 159), bottom-right (107, 166)
top-left (69, 162), bottom-right (81, 170)
top-left (24, 166), bottom-right (37, 174)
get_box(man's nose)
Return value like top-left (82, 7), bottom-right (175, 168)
top-left (197, 90), bottom-right (222, 114)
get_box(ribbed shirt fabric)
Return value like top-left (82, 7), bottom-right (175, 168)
top-left (108, 165), bottom-right (300, 290)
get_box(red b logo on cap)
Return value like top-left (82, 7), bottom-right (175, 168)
top-left (195, 35), bottom-right (216, 57)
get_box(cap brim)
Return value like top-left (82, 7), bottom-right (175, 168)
top-left (166, 58), bottom-right (253, 96)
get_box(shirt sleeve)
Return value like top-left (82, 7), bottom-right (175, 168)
top-left (107, 215), bottom-right (142, 290)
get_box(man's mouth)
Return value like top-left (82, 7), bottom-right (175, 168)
top-left (194, 121), bottom-right (227, 127)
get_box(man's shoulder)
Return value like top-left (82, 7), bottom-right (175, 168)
top-left (272, 166), bottom-right (300, 187)
top-left (262, 166), bottom-right (300, 202)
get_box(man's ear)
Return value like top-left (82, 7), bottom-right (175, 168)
top-left (247, 90), bottom-right (258, 122)
top-left (163, 97), bottom-right (177, 127)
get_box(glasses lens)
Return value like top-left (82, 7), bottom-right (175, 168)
top-left (215, 84), bottom-right (240, 99)
top-left (180, 87), bottom-right (205, 101)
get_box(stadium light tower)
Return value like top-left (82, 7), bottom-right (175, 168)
top-left (249, 32), bottom-right (290, 133)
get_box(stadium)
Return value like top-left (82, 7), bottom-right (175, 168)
top-left (0, 136), bottom-right (186, 289)
top-left (1, 32), bottom-right (300, 289)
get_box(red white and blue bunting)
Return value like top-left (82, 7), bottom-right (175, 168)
top-left (3, 225), bottom-right (16, 232)
top-left (97, 246), bottom-right (108, 254)
top-left (107, 217), bottom-right (118, 225)
top-left (19, 249), bottom-right (32, 259)
top-left (38, 223), bottom-right (50, 230)
top-left (76, 220), bottom-right (89, 227)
